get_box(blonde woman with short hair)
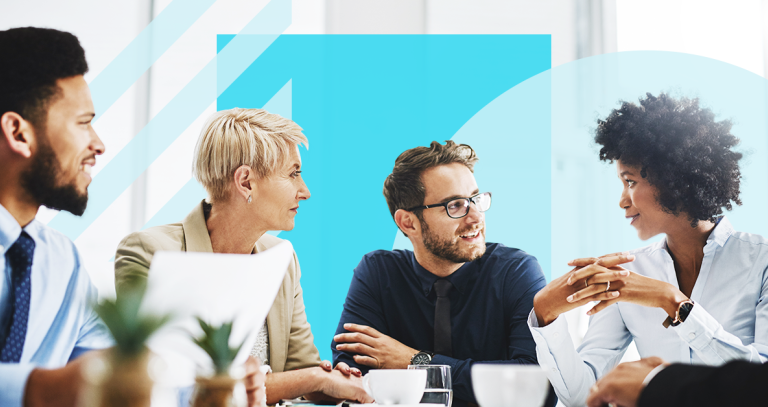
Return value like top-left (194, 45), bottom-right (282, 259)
top-left (115, 108), bottom-right (372, 404)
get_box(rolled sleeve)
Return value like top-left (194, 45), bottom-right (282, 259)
top-left (674, 304), bottom-right (766, 364)
top-left (0, 363), bottom-right (36, 407)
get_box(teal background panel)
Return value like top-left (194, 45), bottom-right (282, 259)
top-left (217, 35), bottom-right (551, 360)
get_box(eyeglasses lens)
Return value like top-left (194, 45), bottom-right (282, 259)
top-left (446, 193), bottom-right (492, 218)
top-left (446, 199), bottom-right (469, 218)
top-left (474, 193), bottom-right (491, 212)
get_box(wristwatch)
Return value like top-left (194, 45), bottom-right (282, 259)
top-left (410, 351), bottom-right (434, 365)
top-left (663, 299), bottom-right (694, 328)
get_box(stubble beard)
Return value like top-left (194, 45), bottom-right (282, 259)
top-left (420, 217), bottom-right (486, 264)
top-left (20, 131), bottom-right (88, 216)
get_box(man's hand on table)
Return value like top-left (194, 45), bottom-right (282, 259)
top-left (586, 357), bottom-right (667, 407)
top-left (334, 323), bottom-right (417, 369)
top-left (24, 357), bottom-right (87, 407)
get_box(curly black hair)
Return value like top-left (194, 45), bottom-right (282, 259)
top-left (0, 27), bottom-right (88, 128)
top-left (595, 93), bottom-right (742, 227)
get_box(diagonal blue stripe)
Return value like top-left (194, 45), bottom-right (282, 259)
top-left (48, 0), bottom-right (292, 240)
top-left (90, 0), bottom-right (218, 121)
top-left (141, 178), bottom-right (206, 231)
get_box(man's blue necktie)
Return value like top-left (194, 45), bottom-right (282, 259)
top-left (1, 231), bottom-right (35, 362)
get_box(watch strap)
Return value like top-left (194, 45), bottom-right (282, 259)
top-left (663, 299), bottom-right (694, 328)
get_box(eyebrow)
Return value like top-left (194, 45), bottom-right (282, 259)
top-left (78, 113), bottom-right (96, 119)
top-left (619, 171), bottom-right (635, 177)
top-left (435, 188), bottom-right (480, 203)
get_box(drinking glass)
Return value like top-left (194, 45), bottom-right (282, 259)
top-left (407, 364), bottom-right (453, 407)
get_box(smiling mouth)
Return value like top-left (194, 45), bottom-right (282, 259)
top-left (626, 214), bottom-right (639, 225)
top-left (80, 163), bottom-right (92, 175)
top-left (459, 229), bottom-right (482, 240)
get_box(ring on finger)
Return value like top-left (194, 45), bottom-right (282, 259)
top-left (605, 281), bottom-right (611, 292)
top-left (585, 277), bottom-right (590, 287)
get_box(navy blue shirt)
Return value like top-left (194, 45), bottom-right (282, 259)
top-left (332, 243), bottom-right (546, 405)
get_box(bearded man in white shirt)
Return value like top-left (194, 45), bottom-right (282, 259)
top-left (0, 27), bottom-right (266, 407)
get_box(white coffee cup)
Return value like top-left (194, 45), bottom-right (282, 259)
top-left (471, 365), bottom-right (549, 407)
top-left (362, 369), bottom-right (427, 405)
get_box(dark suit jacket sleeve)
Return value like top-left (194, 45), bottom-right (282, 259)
top-left (639, 361), bottom-right (768, 407)
top-left (431, 254), bottom-right (547, 404)
top-left (331, 256), bottom-right (387, 370)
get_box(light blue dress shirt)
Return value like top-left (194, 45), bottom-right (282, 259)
top-left (529, 217), bottom-right (768, 407)
top-left (0, 204), bottom-right (112, 407)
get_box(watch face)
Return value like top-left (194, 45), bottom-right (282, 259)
top-left (412, 353), bottom-right (431, 365)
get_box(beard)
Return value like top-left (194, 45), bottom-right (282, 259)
top-left (421, 217), bottom-right (486, 263)
top-left (20, 133), bottom-right (88, 216)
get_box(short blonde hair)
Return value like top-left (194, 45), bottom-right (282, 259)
top-left (193, 108), bottom-right (308, 203)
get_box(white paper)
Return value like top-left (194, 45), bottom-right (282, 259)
top-left (140, 241), bottom-right (293, 387)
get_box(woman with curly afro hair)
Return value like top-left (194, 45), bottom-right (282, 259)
top-left (529, 93), bottom-right (768, 406)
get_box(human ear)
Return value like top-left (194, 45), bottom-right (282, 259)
top-left (0, 112), bottom-right (34, 158)
top-left (394, 209), bottom-right (420, 238)
top-left (233, 165), bottom-right (256, 202)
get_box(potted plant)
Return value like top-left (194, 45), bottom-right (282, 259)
top-left (190, 318), bottom-right (247, 407)
top-left (82, 289), bottom-right (170, 407)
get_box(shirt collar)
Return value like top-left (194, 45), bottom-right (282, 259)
top-left (0, 203), bottom-right (23, 256)
top-left (657, 215), bottom-right (734, 254)
top-left (412, 253), bottom-right (477, 296)
top-left (707, 216), bottom-right (733, 248)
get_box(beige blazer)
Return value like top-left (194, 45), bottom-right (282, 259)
top-left (114, 201), bottom-right (321, 373)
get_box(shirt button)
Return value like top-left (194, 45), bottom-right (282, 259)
top-left (688, 332), bottom-right (696, 340)
top-left (553, 332), bottom-right (560, 339)
top-left (551, 368), bottom-right (557, 373)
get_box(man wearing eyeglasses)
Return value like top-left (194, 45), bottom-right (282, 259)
top-left (331, 141), bottom-right (548, 407)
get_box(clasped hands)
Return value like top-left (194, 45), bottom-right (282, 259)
top-left (533, 252), bottom-right (687, 326)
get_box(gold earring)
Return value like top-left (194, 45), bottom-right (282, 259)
top-left (247, 195), bottom-right (252, 204)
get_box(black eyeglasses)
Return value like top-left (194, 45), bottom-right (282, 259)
top-left (407, 192), bottom-right (492, 219)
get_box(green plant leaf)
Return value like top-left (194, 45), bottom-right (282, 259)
top-left (93, 288), bottom-right (170, 357)
top-left (191, 318), bottom-right (245, 375)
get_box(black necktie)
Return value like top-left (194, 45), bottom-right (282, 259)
top-left (1, 232), bottom-right (35, 362)
top-left (433, 279), bottom-right (453, 357)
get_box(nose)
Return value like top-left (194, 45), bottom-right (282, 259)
top-left (297, 177), bottom-right (310, 200)
top-left (464, 201), bottom-right (484, 224)
top-left (619, 187), bottom-right (631, 209)
top-left (90, 126), bottom-right (105, 155)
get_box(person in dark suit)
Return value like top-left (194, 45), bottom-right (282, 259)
top-left (586, 356), bottom-right (768, 407)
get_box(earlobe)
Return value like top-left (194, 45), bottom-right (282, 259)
top-left (394, 209), bottom-right (419, 236)
top-left (0, 112), bottom-right (33, 158)
top-left (233, 165), bottom-right (256, 202)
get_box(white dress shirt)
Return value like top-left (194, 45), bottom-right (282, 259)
top-left (529, 217), bottom-right (768, 407)
top-left (0, 204), bottom-right (112, 407)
